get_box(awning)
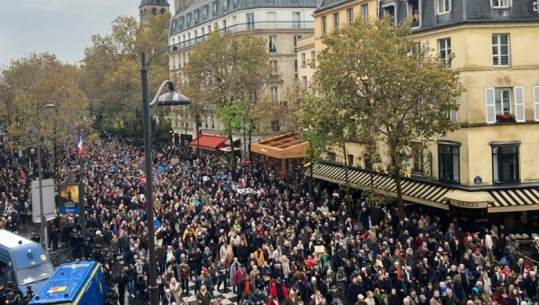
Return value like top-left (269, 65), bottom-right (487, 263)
top-left (488, 188), bottom-right (539, 213)
top-left (251, 133), bottom-right (308, 159)
top-left (444, 190), bottom-right (493, 209)
top-left (189, 135), bottom-right (228, 151)
top-left (309, 162), bottom-right (452, 210)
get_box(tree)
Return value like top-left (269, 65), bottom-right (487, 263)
top-left (0, 53), bottom-right (92, 179)
top-left (183, 32), bottom-right (270, 168)
top-left (296, 93), bottom-right (332, 200)
top-left (315, 17), bottom-right (464, 220)
top-left (81, 13), bottom-right (171, 135)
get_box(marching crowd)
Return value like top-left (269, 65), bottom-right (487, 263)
top-left (2, 137), bottom-right (539, 305)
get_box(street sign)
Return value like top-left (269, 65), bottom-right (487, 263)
top-left (31, 178), bottom-right (57, 222)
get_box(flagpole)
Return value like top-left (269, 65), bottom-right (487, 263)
top-left (78, 130), bottom-right (86, 237)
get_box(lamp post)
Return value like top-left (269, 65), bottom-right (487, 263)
top-left (140, 52), bottom-right (191, 305)
top-left (37, 102), bottom-right (56, 252)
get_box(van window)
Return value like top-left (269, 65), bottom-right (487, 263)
top-left (16, 262), bottom-right (54, 286)
top-left (0, 261), bottom-right (16, 286)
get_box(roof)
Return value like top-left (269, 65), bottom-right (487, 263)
top-left (0, 230), bottom-right (33, 248)
top-left (314, 0), bottom-right (353, 13)
top-left (170, 0), bottom-right (319, 35)
top-left (251, 133), bottom-right (308, 159)
top-left (31, 261), bottom-right (100, 304)
top-left (140, 0), bottom-right (170, 8)
top-left (189, 134), bottom-right (228, 150)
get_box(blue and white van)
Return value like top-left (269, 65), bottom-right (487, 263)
top-left (0, 229), bottom-right (54, 295)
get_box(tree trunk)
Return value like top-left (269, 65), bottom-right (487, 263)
top-left (229, 133), bottom-right (236, 172)
top-left (309, 147), bottom-right (314, 201)
top-left (393, 172), bottom-right (406, 220)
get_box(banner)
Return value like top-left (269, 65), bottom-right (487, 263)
top-left (58, 184), bottom-right (81, 215)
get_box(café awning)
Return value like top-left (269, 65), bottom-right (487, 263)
top-left (189, 135), bottom-right (228, 151)
top-left (251, 133), bottom-right (308, 159)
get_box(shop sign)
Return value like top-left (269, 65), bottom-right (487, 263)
top-left (450, 200), bottom-right (488, 209)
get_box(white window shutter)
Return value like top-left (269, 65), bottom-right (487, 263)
top-left (534, 86), bottom-right (539, 121)
top-left (514, 87), bottom-right (525, 122)
top-left (450, 109), bottom-right (458, 122)
top-left (485, 88), bottom-right (496, 124)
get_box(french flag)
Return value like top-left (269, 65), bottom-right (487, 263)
top-left (77, 129), bottom-right (84, 157)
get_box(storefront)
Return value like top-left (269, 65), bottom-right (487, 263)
top-left (251, 133), bottom-right (308, 179)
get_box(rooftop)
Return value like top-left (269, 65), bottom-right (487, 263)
top-left (0, 230), bottom-right (32, 248)
top-left (140, 0), bottom-right (170, 8)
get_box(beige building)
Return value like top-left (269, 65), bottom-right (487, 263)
top-left (304, 0), bottom-right (539, 228)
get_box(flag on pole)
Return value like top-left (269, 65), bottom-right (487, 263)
top-left (77, 129), bottom-right (84, 156)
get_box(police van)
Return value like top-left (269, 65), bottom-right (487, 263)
top-left (0, 230), bottom-right (54, 295)
top-left (29, 260), bottom-right (109, 305)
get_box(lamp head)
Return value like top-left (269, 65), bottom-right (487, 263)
top-left (158, 81), bottom-right (191, 106)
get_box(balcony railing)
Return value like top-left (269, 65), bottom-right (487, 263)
top-left (169, 21), bottom-right (314, 53)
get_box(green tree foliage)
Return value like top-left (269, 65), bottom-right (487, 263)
top-left (296, 93), bottom-right (332, 199)
top-left (82, 13), bottom-right (171, 135)
top-left (315, 17), bottom-right (464, 220)
top-left (184, 32), bottom-right (270, 167)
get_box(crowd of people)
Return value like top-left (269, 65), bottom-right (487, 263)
top-left (1, 136), bottom-right (539, 305)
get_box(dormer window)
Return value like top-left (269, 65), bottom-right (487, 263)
top-left (233, 0), bottom-right (239, 9)
top-left (179, 17), bottom-right (184, 29)
top-left (194, 10), bottom-right (199, 23)
top-left (492, 0), bottom-right (510, 8)
top-left (203, 6), bottom-right (209, 19)
top-left (186, 13), bottom-right (191, 26)
top-left (267, 0), bottom-right (276, 5)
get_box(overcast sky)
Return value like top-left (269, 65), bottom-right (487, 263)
top-left (0, 0), bottom-right (160, 67)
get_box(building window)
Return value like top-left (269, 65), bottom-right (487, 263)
top-left (437, 0), bottom-right (451, 14)
top-left (301, 53), bottom-right (306, 67)
top-left (347, 154), bottom-right (354, 166)
top-left (321, 16), bottom-right (327, 34)
top-left (246, 13), bottom-right (255, 30)
top-left (361, 4), bottom-right (369, 20)
top-left (438, 38), bottom-right (451, 67)
top-left (302, 76), bottom-right (308, 89)
top-left (269, 36), bottom-right (277, 53)
top-left (438, 144), bottom-right (460, 183)
top-left (492, 144), bottom-right (519, 183)
top-left (294, 60), bottom-right (298, 79)
top-left (328, 152), bottom-right (337, 161)
top-left (408, 0), bottom-right (420, 27)
top-left (212, 1), bottom-right (218, 16)
top-left (412, 142), bottom-right (424, 175)
top-left (492, 34), bottom-right (510, 67)
top-left (492, 0), bottom-right (510, 8)
top-left (495, 88), bottom-right (511, 115)
top-left (270, 60), bottom-right (278, 77)
top-left (383, 5), bottom-right (396, 21)
top-left (293, 35), bottom-right (302, 52)
top-left (346, 8), bottom-right (354, 23)
top-left (333, 12), bottom-right (340, 29)
top-left (292, 12), bottom-right (301, 28)
top-left (270, 86), bottom-right (279, 102)
top-left (311, 51), bottom-right (316, 65)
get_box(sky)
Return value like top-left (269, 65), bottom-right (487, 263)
top-left (0, 0), bottom-right (158, 67)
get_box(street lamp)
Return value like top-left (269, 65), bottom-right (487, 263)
top-left (37, 102), bottom-right (56, 253)
top-left (140, 52), bottom-right (191, 305)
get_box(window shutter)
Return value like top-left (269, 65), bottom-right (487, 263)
top-left (450, 109), bottom-right (458, 122)
top-left (485, 88), bottom-right (496, 124)
top-left (514, 87), bottom-right (525, 122)
top-left (534, 86), bottom-right (539, 121)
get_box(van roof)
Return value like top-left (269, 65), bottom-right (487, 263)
top-left (0, 230), bottom-right (33, 248)
top-left (32, 261), bottom-right (100, 304)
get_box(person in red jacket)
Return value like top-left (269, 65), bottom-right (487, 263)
top-left (235, 265), bottom-right (248, 290)
top-left (270, 278), bottom-right (288, 303)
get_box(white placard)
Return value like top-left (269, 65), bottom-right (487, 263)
top-left (31, 179), bottom-right (57, 222)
